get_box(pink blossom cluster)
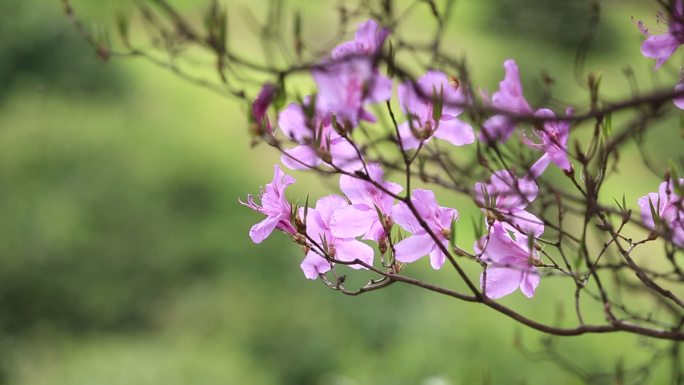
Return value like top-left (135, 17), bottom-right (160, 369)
top-left (638, 178), bottom-right (684, 248)
top-left (637, 0), bottom-right (684, 108)
top-left (242, 15), bottom-right (683, 301)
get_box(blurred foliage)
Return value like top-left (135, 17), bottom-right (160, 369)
top-left (0, 0), bottom-right (125, 100)
top-left (486, 0), bottom-right (617, 51)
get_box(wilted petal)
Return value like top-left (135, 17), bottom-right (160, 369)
top-left (252, 83), bottom-right (276, 133)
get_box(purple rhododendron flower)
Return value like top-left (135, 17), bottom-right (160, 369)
top-left (674, 79), bottom-right (684, 109)
top-left (397, 70), bottom-right (474, 149)
top-left (330, 163), bottom-right (403, 241)
top-left (313, 57), bottom-right (392, 127)
top-left (474, 170), bottom-right (544, 237)
top-left (480, 59), bottom-right (533, 142)
top-left (392, 189), bottom-right (459, 269)
top-left (252, 83), bottom-right (276, 134)
top-left (638, 179), bottom-right (684, 247)
top-left (521, 108), bottom-right (572, 173)
top-left (278, 102), bottom-right (362, 172)
top-left (332, 19), bottom-right (390, 59)
top-left (300, 195), bottom-right (375, 279)
top-left (638, 0), bottom-right (684, 69)
top-left (475, 223), bottom-right (541, 299)
top-left (240, 165), bottom-right (297, 244)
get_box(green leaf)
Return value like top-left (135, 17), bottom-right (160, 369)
top-left (431, 85), bottom-right (444, 123)
top-left (648, 197), bottom-right (661, 227)
top-left (601, 112), bottom-right (612, 138)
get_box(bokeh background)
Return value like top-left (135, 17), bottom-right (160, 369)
top-left (2, 0), bottom-right (683, 384)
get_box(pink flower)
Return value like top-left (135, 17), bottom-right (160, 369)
top-left (638, 179), bottom-right (684, 247)
top-left (392, 189), bottom-right (459, 269)
top-left (521, 108), bottom-right (572, 173)
top-left (330, 163), bottom-right (403, 241)
top-left (332, 19), bottom-right (389, 59)
top-left (313, 57), bottom-right (392, 127)
top-left (474, 170), bottom-right (544, 237)
top-left (480, 59), bottom-right (533, 142)
top-left (674, 79), bottom-right (684, 109)
top-left (240, 165), bottom-right (297, 243)
top-left (278, 102), bottom-right (362, 172)
top-left (251, 83), bottom-right (276, 133)
top-left (638, 0), bottom-right (684, 69)
top-left (476, 223), bottom-right (541, 299)
top-left (301, 195), bottom-right (375, 279)
top-left (397, 71), bottom-right (474, 149)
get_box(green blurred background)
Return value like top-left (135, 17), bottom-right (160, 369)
top-left (1, 0), bottom-right (683, 384)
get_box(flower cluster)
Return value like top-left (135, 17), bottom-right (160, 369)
top-left (242, 15), bottom-right (683, 301)
top-left (639, 178), bottom-right (684, 248)
top-left (637, 0), bottom-right (684, 108)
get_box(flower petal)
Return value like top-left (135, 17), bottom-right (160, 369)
top-left (315, 195), bottom-right (348, 224)
top-left (394, 233), bottom-right (435, 263)
top-left (330, 205), bottom-right (378, 238)
top-left (278, 103), bottom-right (310, 141)
top-left (300, 251), bottom-right (331, 279)
top-left (429, 245), bottom-right (447, 270)
top-left (434, 118), bottom-right (475, 146)
top-left (249, 216), bottom-right (280, 244)
top-left (335, 239), bottom-right (375, 269)
top-left (641, 33), bottom-right (680, 69)
top-left (481, 264), bottom-right (524, 299)
top-left (397, 121), bottom-right (424, 149)
top-left (281, 145), bottom-right (321, 170)
top-left (392, 202), bottom-right (423, 233)
top-left (520, 268), bottom-right (541, 298)
top-left (501, 209), bottom-right (545, 238)
top-left (674, 81), bottom-right (684, 110)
